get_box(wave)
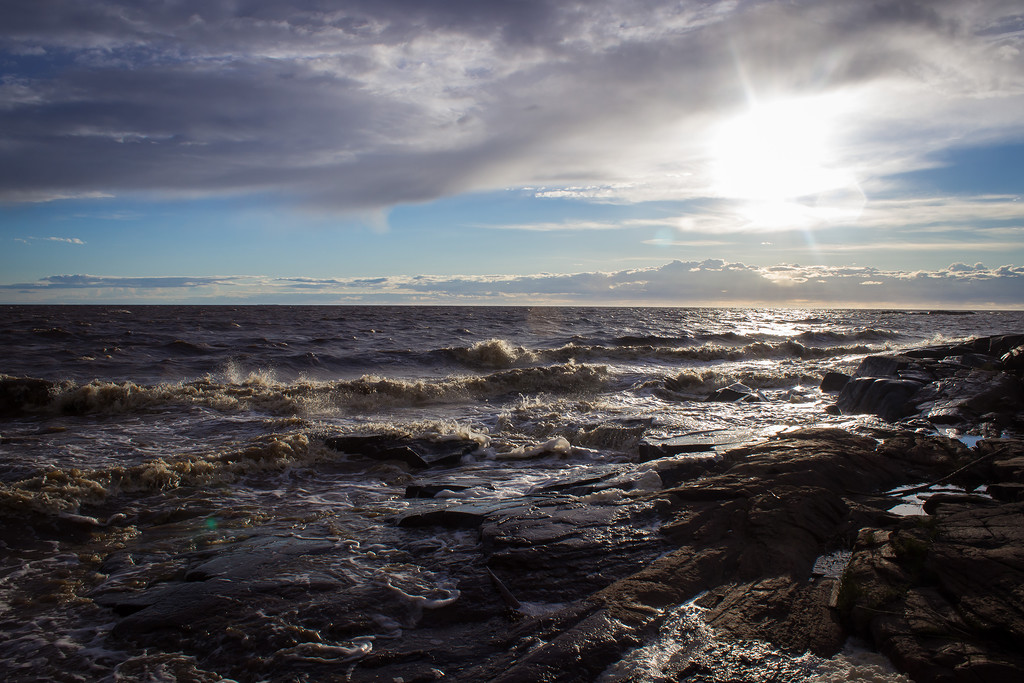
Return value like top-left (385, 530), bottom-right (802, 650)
top-left (31, 327), bottom-right (74, 338)
top-left (443, 338), bottom-right (537, 368)
top-left (431, 337), bottom-right (880, 369)
top-left (503, 417), bottom-right (653, 452)
top-left (0, 421), bottom-right (497, 521)
top-left (660, 367), bottom-right (823, 398)
top-left (610, 334), bottom-right (691, 347)
top-left (1, 363), bottom-right (611, 418)
top-left (535, 340), bottom-right (874, 364)
top-left (0, 432), bottom-right (317, 518)
top-left (697, 332), bottom-right (753, 345)
top-left (796, 328), bottom-right (900, 345)
top-left (163, 339), bottom-right (215, 355)
top-left (299, 363), bottom-right (610, 413)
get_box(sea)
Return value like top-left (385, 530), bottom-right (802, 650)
top-left (1, 305), bottom-right (1022, 682)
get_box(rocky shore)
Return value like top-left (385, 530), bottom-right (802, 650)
top-left (8, 334), bottom-right (1024, 682)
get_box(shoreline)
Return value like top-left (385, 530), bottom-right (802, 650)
top-left (1, 333), bottom-right (1023, 681)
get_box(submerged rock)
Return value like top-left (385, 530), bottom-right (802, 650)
top-left (705, 382), bottom-right (764, 403)
top-left (325, 434), bottom-right (479, 468)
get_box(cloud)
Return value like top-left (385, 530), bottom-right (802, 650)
top-left (852, 195), bottom-right (1024, 230)
top-left (480, 219), bottom-right (629, 232)
top-left (13, 235), bottom-right (86, 244)
top-left (4, 260), bottom-right (1022, 307)
top-left (1, 274), bottom-right (239, 290)
top-left (0, 1), bottom-right (1021, 209)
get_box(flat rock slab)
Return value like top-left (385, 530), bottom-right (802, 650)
top-left (325, 434), bottom-right (479, 468)
top-left (396, 499), bottom-right (533, 529)
top-left (637, 436), bottom-right (717, 461)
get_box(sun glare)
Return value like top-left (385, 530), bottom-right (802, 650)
top-left (711, 97), bottom-right (860, 223)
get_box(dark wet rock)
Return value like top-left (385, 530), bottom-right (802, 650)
top-left (902, 334), bottom-right (1024, 362)
top-left (93, 536), bottom-right (340, 634)
top-left (535, 473), bottom-right (611, 495)
top-left (1001, 344), bottom-right (1024, 376)
top-left (705, 382), bottom-right (764, 403)
top-left (404, 483), bottom-right (472, 499)
top-left (397, 500), bottom-right (530, 529)
top-left (472, 430), bottom-right (926, 680)
top-left (0, 376), bottom-right (54, 416)
top-left (838, 335), bottom-right (1024, 430)
top-left (819, 371), bottom-right (851, 392)
top-left (855, 354), bottom-right (917, 377)
top-left (987, 482), bottom-right (1024, 501)
top-left (88, 423), bottom-right (1024, 683)
top-left (914, 370), bottom-right (1024, 426)
top-left (325, 434), bottom-right (479, 469)
top-left (837, 377), bottom-right (924, 421)
top-left (697, 575), bottom-right (845, 656)
top-left (921, 492), bottom-right (997, 515)
top-left (962, 333), bottom-right (1024, 358)
top-left (480, 498), bottom-right (669, 606)
top-left (940, 352), bottom-right (1001, 370)
top-left (637, 436), bottom-right (716, 461)
top-left (876, 432), bottom-right (970, 471)
top-left (458, 602), bottom-right (652, 682)
top-left (838, 500), bottom-right (1024, 682)
top-left (648, 453), bottom-right (727, 487)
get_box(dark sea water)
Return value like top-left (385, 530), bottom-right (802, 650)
top-left (1, 305), bottom-right (1021, 681)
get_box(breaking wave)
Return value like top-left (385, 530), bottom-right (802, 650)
top-left (537, 341), bottom-right (874, 364)
top-left (1, 363), bottom-right (611, 418)
top-left (661, 367), bottom-right (823, 396)
top-left (444, 338), bottom-right (537, 368)
top-left (429, 337), bottom-right (883, 370)
top-left (0, 432), bottom-right (317, 518)
top-left (796, 328), bottom-right (901, 345)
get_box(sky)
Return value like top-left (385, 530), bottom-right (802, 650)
top-left (1, 0), bottom-right (1023, 307)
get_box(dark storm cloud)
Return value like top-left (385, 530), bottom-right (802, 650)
top-left (1, 1), bottom-right (1022, 207)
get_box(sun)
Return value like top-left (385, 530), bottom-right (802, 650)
top-left (711, 97), bottom-right (855, 205)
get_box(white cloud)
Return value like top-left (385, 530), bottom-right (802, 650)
top-left (4, 260), bottom-right (1022, 307)
top-left (14, 236), bottom-right (86, 245)
top-left (480, 219), bottom-right (628, 232)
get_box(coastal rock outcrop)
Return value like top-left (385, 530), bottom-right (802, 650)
top-left (834, 335), bottom-right (1024, 434)
top-left (84, 426), bottom-right (1024, 683)
top-left (839, 502), bottom-right (1024, 681)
